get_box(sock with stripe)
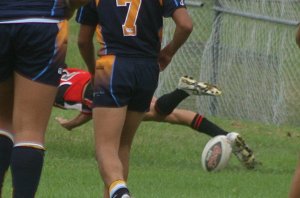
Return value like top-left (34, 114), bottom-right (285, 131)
top-left (155, 89), bottom-right (189, 115)
top-left (191, 114), bottom-right (228, 137)
top-left (109, 180), bottom-right (130, 198)
top-left (11, 144), bottom-right (45, 198)
top-left (0, 132), bottom-right (13, 195)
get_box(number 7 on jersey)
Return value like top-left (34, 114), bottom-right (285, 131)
top-left (116, 0), bottom-right (142, 36)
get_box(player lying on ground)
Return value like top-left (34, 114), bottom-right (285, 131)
top-left (54, 68), bottom-right (257, 169)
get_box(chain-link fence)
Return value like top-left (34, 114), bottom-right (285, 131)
top-left (157, 0), bottom-right (300, 126)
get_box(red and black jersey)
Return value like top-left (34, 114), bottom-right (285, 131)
top-left (54, 68), bottom-right (93, 114)
top-left (76, 0), bottom-right (186, 58)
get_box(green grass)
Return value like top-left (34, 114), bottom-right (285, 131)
top-left (3, 10), bottom-right (300, 198)
top-left (3, 108), bottom-right (300, 197)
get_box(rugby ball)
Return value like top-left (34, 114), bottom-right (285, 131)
top-left (201, 135), bottom-right (232, 172)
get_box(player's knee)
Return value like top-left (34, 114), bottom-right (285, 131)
top-left (154, 99), bottom-right (173, 116)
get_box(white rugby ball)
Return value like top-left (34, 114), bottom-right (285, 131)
top-left (201, 135), bottom-right (232, 172)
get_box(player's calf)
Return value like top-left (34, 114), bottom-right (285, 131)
top-left (11, 143), bottom-right (45, 197)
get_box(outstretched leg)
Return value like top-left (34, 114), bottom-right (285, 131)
top-left (145, 77), bottom-right (257, 169)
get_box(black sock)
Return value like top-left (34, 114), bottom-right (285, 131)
top-left (155, 89), bottom-right (189, 115)
top-left (191, 114), bottom-right (228, 137)
top-left (0, 135), bottom-right (13, 194)
top-left (11, 146), bottom-right (45, 198)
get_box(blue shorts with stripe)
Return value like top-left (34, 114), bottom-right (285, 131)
top-left (0, 21), bottom-right (68, 86)
top-left (93, 55), bottom-right (160, 112)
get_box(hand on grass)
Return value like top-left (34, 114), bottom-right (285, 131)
top-left (55, 116), bottom-right (73, 131)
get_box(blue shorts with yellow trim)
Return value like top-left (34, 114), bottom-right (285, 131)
top-left (93, 55), bottom-right (159, 112)
top-left (0, 21), bottom-right (68, 86)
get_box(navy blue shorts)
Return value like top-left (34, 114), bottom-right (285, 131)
top-left (93, 55), bottom-right (159, 112)
top-left (0, 21), bottom-right (68, 86)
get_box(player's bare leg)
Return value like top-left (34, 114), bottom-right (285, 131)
top-left (13, 73), bottom-right (56, 144)
top-left (145, 94), bottom-right (258, 169)
top-left (94, 107), bottom-right (142, 198)
top-left (93, 106), bottom-right (126, 198)
top-left (144, 99), bottom-right (196, 125)
top-left (289, 161), bottom-right (300, 198)
top-left (11, 73), bottom-right (57, 197)
top-left (119, 110), bottom-right (145, 180)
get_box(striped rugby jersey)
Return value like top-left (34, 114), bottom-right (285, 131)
top-left (76, 0), bottom-right (186, 58)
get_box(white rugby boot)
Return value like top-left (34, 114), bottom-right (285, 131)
top-left (227, 132), bottom-right (257, 169)
top-left (177, 76), bottom-right (222, 96)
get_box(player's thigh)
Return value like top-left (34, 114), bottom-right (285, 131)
top-left (12, 22), bottom-right (67, 143)
top-left (13, 73), bottom-right (57, 144)
top-left (121, 111), bottom-right (145, 150)
top-left (143, 97), bottom-right (159, 121)
top-left (93, 56), bottom-right (158, 146)
top-left (93, 106), bottom-right (127, 151)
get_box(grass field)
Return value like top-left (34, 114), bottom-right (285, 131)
top-left (2, 14), bottom-right (300, 198)
top-left (2, 108), bottom-right (300, 197)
